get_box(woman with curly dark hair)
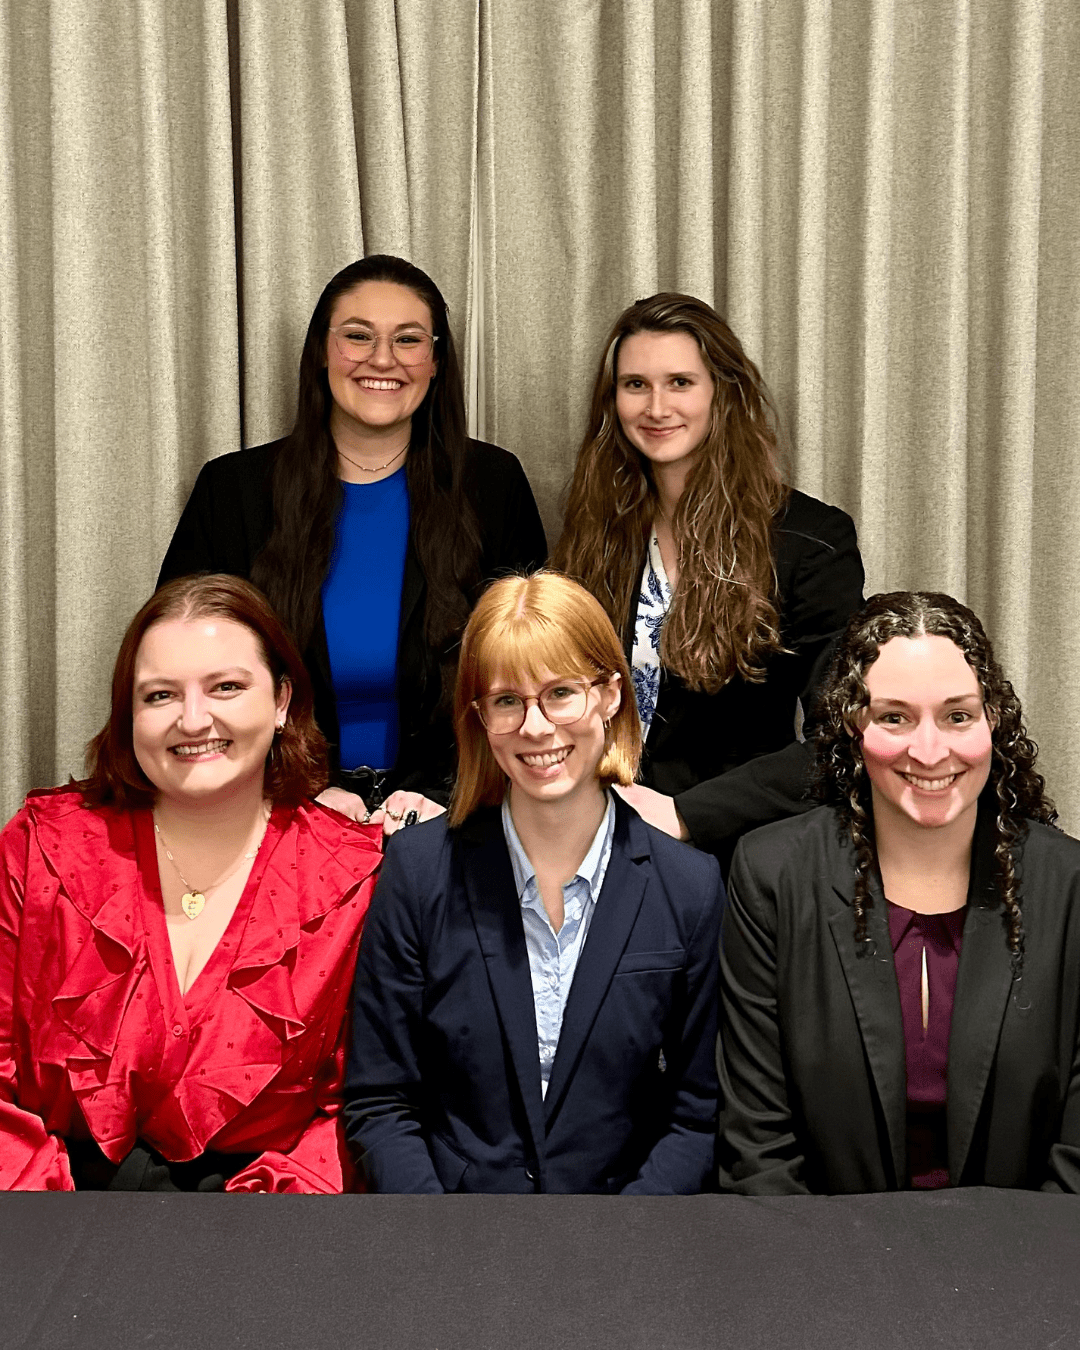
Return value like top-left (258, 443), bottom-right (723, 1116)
top-left (159, 256), bottom-right (546, 839)
top-left (553, 293), bottom-right (863, 866)
top-left (717, 591), bottom-right (1080, 1194)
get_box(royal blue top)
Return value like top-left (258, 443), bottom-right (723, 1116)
top-left (321, 469), bottom-right (410, 771)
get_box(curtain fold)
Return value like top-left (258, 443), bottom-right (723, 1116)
top-left (2, 0), bottom-right (1077, 830)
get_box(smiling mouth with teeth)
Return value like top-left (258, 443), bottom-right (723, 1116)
top-left (169, 740), bottom-right (230, 758)
top-left (900, 771), bottom-right (960, 791)
top-left (356, 378), bottom-right (403, 390)
top-left (519, 747), bottom-right (573, 769)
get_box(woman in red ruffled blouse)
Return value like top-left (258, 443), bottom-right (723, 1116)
top-left (0, 574), bottom-right (380, 1192)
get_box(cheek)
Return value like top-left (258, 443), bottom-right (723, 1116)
top-left (959, 723), bottom-right (994, 772)
top-left (485, 732), bottom-right (513, 777)
top-left (859, 726), bottom-right (907, 774)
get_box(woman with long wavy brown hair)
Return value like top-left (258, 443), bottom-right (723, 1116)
top-left (717, 591), bottom-right (1080, 1194)
top-left (554, 293), bottom-right (863, 865)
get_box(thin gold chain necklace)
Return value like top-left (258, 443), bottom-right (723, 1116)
top-left (337, 442), bottom-right (408, 475)
top-left (153, 808), bottom-right (270, 921)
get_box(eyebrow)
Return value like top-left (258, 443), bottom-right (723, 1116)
top-left (334, 318), bottom-right (430, 331)
top-left (618, 370), bottom-right (699, 381)
top-left (134, 667), bottom-right (254, 693)
top-left (869, 694), bottom-right (982, 707)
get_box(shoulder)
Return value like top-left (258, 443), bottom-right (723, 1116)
top-left (291, 798), bottom-right (383, 861)
top-left (190, 440), bottom-right (283, 492)
top-left (732, 804), bottom-right (848, 891)
top-left (638, 816), bottom-right (721, 891)
top-left (381, 811), bottom-right (457, 879)
top-left (775, 489), bottom-right (858, 555)
top-left (463, 439), bottom-right (532, 497)
top-left (1017, 819), bottom-right (1080, 887)
top-left (17, 786), bottom-right (115, 835)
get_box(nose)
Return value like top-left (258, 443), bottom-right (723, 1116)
top-left (907, 715), bottom-right (949, 767)
top-left (367, 334), bottom-right (397, 368)
top-left (645, 386), bottom-right (669, 421)
top-left (176, 689), bottom-right (214, 736)
top-left (520, 699), bottom-right (555, 737)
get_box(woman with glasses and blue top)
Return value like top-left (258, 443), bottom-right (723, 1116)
top-left (344, 571), bottom-right (723, 1194)
top-left (159, 255), bottom-right (547, 840)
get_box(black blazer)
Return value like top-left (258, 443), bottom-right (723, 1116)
top-left (632, 490), bottom-right (864, 864)
top-left (717, 803), bottom-right (1080, 1194)
top-left (343, 796), bottom-right (724, 1194)
top-left (157, 438), bottom-right (548, 795)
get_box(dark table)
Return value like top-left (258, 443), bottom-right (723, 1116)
top-left (4, 1189), bottom-right (1078, 1349)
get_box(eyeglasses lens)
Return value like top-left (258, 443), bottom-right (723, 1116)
top-left (334, 330), bottom-right (433, 366)
top-left (478, 684), bottom-right (588, 733)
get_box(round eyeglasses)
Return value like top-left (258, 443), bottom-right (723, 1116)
top-left (329, 326), bottom-right (438, 367)
top-left (472, 677), bottom-right (610, 735)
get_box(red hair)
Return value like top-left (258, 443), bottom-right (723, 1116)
top-left (81, 574), bottom-right (328, 808)
top-left (448, 572), bottom-right (641, 826)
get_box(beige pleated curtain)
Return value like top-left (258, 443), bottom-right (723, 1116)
top-left (2, 0), bottom-right (1078, 829)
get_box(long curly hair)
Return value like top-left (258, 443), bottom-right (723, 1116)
top-left (251, 255), bottom-right (481, 684)
top-left (553, 293), bottom-right (788, 693)
top-left (814, 592), bottom-right (1056, 965)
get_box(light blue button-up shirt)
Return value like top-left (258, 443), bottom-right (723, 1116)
top-left (501, 793), bottom-right (616, 1098)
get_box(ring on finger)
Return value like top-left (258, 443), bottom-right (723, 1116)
top-left (384, 808), bottom-right (403, 821)
top-left (403, 809), bottom-right (419, 827)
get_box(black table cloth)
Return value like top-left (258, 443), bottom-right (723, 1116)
top-left (4, 1189), bottom-right (1078, 1348)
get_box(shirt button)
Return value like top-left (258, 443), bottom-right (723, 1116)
top-left (172, 1025), bottom-right (185, 1038)
top-left (525, 1165), bottom-right (537, 1182)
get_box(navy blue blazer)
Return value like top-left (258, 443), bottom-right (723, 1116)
top-left (343, 796), bottom-right (724, 1194)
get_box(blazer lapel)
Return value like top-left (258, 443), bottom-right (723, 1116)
top-left (826, 876), bottom-right (908, 1189)
top-left (459, 811), bottom-right (547, 1169)
top-left (947, 815), bottom-right (1013, 1183)
top-left (542, 800), bottom-right (649, 1123)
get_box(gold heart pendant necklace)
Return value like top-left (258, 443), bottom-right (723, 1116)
top-left (154, 812), bottom-right (268, 921)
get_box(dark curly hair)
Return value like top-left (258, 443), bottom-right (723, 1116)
top-left (814, 592), bottom-right (1056, 968)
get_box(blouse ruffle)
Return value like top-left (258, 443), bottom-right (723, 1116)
top-left (0, 788), bottom-right (379, 1191)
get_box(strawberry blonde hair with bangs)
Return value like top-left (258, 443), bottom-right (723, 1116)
top-left (448, 572), bottom-right (642, 826)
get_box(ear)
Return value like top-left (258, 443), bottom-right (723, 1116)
top-left (599, 673), bottom-right (622, 722)
top-left (275, 677), bottom-right (293, 725)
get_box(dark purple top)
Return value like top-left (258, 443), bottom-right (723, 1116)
top-left (887, 901), bottom-right (966, 1189)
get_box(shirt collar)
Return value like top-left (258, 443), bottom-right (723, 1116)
top-left (501, 792), bottom-right (615, 905)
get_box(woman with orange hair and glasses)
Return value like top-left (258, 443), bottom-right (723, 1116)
top-left (554, 294), bottom-right (864, 867)
top-left (0, 575), bottom-right (380, 1191)
top-left (344, 572), bottom-right (723, 1193)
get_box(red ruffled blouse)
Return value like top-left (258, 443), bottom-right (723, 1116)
top-left (0, 788), bottom-right (380, 1192)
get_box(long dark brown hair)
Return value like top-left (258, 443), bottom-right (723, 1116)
top-left (553, 293), bottom-right (788, 693)
top-left (251, 255), bottom-right (482, 671)
top-left (814, 592), bottom-right (1056, 965)
top-left (82, 574), bottom-right (327, 808)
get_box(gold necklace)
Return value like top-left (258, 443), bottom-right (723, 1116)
top-left (337, 442), bottom-right (408, 475)
top-left (153, 809), bottom-right (270, 921)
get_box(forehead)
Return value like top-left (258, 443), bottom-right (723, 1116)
top-left (329, 280), bottom-right (432, 329)
top-left (135, 616), bottom-right (269, 677)
top-left (865, 634), bottom-right (981, 700)
top-left (616, 329), bottom-right (710, 378)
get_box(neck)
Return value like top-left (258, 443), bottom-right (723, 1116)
top-left (330, 407), bottom-right (411, 483)
top-left (652, 457), bottom-right (694, 524)
top-left (872, 793), bottom-right (978, 911)
top-left (154, 778), bottom-right (269, 844)
top-left (507, 782), bottom-right (608, 885)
